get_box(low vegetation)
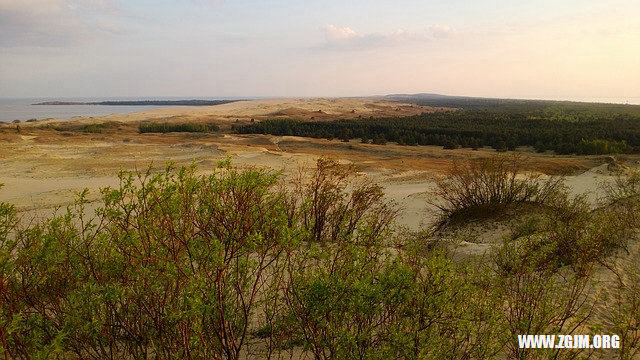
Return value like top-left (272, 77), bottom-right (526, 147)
top-left (603, 170), bottom-right (640, 205)
top-left (139, 122), bottom-right (220, 133)
top-left (495, 194), bottom-right (633, 276)
top-left (0, 157), bottom-right (639, 358)
top-left (603, 258), bottom-right (640, 360)
top-left (40, 121), bottom-right (122, 133)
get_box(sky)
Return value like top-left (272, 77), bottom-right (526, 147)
top-left (0, 0), bottom-right (639, 101)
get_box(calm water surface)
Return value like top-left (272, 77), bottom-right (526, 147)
top-left (0, 97), bottom-right (242, 122)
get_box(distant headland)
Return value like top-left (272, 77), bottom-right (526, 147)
top-left (32, 100), bottom-right (242, 106)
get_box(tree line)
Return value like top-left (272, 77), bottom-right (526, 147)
top-left (234, 109), bottom-right (640, 155)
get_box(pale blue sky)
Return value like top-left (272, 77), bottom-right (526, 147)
top-left (1, 0), bottom-right (638, 101)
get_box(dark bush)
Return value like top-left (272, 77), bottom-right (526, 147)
top-left (429, 155), bottom-right (564, 225)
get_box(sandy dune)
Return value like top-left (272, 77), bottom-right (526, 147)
top-left (0, 97), bottom-right (631, 231)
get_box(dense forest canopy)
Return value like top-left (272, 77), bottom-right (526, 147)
top-left (235, 96), bottom-right (640, 155)
top-left (384, 94), bottom-right (640, 115)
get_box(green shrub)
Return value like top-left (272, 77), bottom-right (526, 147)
top-left (0, 164), bottom-right (295, 358)
top-left (577, 139), bottom-right (630, 155)
top-left (603, 170), bottom-right (640, 204)
top-left (278, 238), bottom-right (504, 359)
top-left (82, 124), bottom-right (106, 133)
top-left (496, 192), bottom-right (633, 276)
top-left (0, 160), bottom-right (401, 358)
top-left (601, 257), bottom-right (640, 359)
top-left (494, 245), bottom-right (593, 359)
top-left (285, 158), bottom-right (397, 244)
top-left (46, 121), bottom-right (120, 133)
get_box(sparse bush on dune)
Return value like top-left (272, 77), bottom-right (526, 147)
top-left (44, 121), bottom-right (122, 133)
top-left (508, 200), bottom-right (621, 272)
top-left (548, 195), bottom-right (633, 273)
top-left (489, 169), bottom-right (640, 356)
top-left (489, 191), bottom-right (637, 358)
top-left (602, 258), bottom-right (640, 360)
top-left (139, 122), bottom-right (220, 133)
top-left (494, 242), bottom-right (593, 359)
top-left (595, 170), bottom-right (640, 359)
top-left (285, 158), bottom-right (398, 245)
top-left (82, 123), bottom-right (107, 133)
top-left (270, 163), bottom-right (502, 358)
top-left (494, 169), bottom-right (638, 276)
top-left (431, 156), bottom-right (640, 357)
top-left (0, 187), bottom-right (16, 360)
top-left (603, 170), bottom-right (640, 208)
top-left (0, 184), bottom-right (15, 230)
top-left (430, 155), bottom-right (565, 226)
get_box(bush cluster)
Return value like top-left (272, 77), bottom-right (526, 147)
top-left (429, 155), bottom-right (564, 225)
top-left (42, 122), bottom-right (121, 134)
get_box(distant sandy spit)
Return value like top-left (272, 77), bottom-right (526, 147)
top-left (14, 98), bottom-right (444, 127)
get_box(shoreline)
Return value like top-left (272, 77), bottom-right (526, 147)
top-left (31, 99), bottom-right (242, 106)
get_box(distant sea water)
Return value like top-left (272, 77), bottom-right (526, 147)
top-left (0, 97), bottom-right (245, 123)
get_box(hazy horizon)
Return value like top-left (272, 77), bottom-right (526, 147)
top-left (1, 0), bottom-right (639, 100)
top-left (1, 94), bottom-right (639, 106)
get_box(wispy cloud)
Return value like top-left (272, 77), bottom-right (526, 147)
top-left (0, 0), bottom-right (128, 48)
top-left (323, 24), bottom-right (359, 41)
top-left (72, 0), bottom-right (123, 13)
top-left (320, 24), bottom-right (455, 50)
top-left (427, 24), bottom-right (456, 39)
top-left (190, 0), bottom-right (223, 6)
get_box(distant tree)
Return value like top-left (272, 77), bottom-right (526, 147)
top-left (494, 140), bottom-right (508, 152)
top-left (443, 139), bottom-right (459, 150)
top-left (373, 136), bottom-right (387, 145)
